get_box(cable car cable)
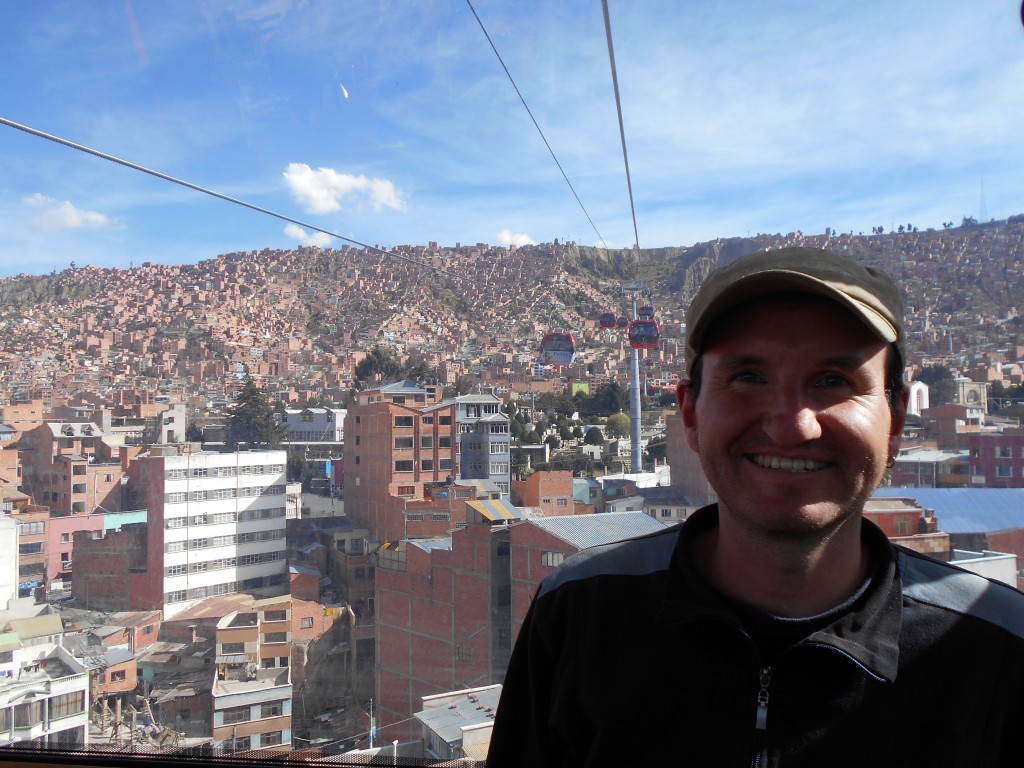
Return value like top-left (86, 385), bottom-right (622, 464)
top-left (0, 115), bottom-right (469, 284)
top-left (601, 0), bottom-right (640, 258)
top-left (465, 0), bottom-right (610, 252)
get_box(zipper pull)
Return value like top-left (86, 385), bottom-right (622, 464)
top-left (749, 666), bottom-right (772, 767)
top-left (755, 666), bottom-right (771, 730)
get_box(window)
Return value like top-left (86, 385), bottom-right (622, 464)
top-left (556, 497), bottom-right (568, 507)
top-left (264, 610), bottom-right (288, 622)
top-left (996, 465), bottom-right (1012, 478)
top-left (439, 415), bottom-right (452, 426)
top-left (542, 551), bottom-right (564, 567)
top-left (231, 736), bottom-right (251, 751)
top-left (110, 669), bottom-right (126, 683)
top-left (262, 731), bottom-right (283, 746)
top-left (439, 458), bottom-right (453, 470)
top-left (301, 616), bottom-right (314, 628)
top-left (263, 631), bottom-right (288, 643)
top-left (222, 706), bottom-right (250, 725)
top-left (422, 459), bottom-right (434, 470)
top-left (397, 485), bottom-right (416, 496)
top-left (421, 435), bottom-right (433, 448)
top-left (394, 436), bottom-right (414, 449)
top-left (16, 520), bottom-right (44, 536)
top-left (422, 416), bottom-right (434, 424)
top-left (395, 460), bottom-right (414, 472)
top-left (394, 416), bottom-right (414, 427)
top-left (261, 701), bottom-right (284, 718)
top-left (49, 691), bottom-right (85, 720)
top-left (996, 446), bottom-right (1013, 458)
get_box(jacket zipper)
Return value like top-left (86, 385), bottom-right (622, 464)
top-left (750, 666), bottom-right (771, 768)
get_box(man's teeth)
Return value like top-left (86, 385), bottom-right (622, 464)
top-left (752, 455), bottom-right (828, 472)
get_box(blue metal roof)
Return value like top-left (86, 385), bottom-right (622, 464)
top-left (530, 510), bottom-right (667, 550)
top-left (873, 488), bottom-right (1024, 533)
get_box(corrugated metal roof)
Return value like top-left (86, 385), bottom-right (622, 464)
top-left (467, 498), bottom-right (523, 522)
top-left (530, 510), bottom-right (667, 550)
top-left (873, 488), bottom-right (1024, 533)
top-left (408, 537), bottom-right (453, 553)
top-left (215, 653), bottom-right (250, 664)
top-left (415, 685), bottom-right (502, 746)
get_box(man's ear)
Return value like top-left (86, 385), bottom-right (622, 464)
top-left (888, 388), bottom-right (909, 462)
top-left (678, 381), bottom-right (699, 454)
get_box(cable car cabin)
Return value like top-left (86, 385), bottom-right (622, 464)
top-left (540, 332), bottom-right (577, 366)
top-left (616, 315), bottom-right (629, 329)
top-left (638, 305), bottom-right (656, 321)
top-left (628, 319), bottom-right (660, 350)
top-left (598, 312), bottom-right (617, 329)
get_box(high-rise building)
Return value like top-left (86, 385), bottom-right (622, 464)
top-left (343, 381), bottom-right (510, 544)
top-left (75, 447), bottom-right (289, 618)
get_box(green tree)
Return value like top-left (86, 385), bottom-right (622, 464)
top-left (545, 434), bottom-right (561, 450)
top-left (354, 346), bottom-right (403, 386)
top-left (226, 377), bottom-right (287, 449)
top-left (913, 365), bottom-right (957, 407)
top-left (584, 426), bottom-right (605, 445)
top-left (185, 420), bottom-right (204, 443)
top-left (605, 412), bottom-right (631, 438)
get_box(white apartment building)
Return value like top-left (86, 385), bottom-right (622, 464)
top-left (144, 449), bottom-right (289, 619)
top-left (0, 605), bottom-right (90, 748)
top-left (279, 407), bottom-right (346, 443)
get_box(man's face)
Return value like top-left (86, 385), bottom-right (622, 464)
top-left (680, 294), bottom-right (905, 539)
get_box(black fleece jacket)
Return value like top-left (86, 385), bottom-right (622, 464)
top-left (487, 506), bottom-right (1024, 767)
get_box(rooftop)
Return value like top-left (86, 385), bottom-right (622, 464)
top-left (529, 510), bottom-right (667, 550)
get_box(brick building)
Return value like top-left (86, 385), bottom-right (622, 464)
top-left (17, 422), bottom-right (125, 516)
top-left (374, 508), bottom-right (665, 742)
top-left (965, 428), bottom-right (1024, 488)
top-left (343, 380), bottom-right (511, 543)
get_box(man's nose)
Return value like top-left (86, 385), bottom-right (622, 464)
top-left (761, 390), bottom-right (823, 445)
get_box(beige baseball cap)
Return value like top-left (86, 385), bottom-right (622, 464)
top-left (684, 246), bottom-right (905, 377)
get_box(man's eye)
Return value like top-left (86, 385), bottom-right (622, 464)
top-left (817, 373), bottom-right (850, 387)
top-left (732, 371), bottom-right (763, 384)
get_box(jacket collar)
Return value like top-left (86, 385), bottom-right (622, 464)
top-left (659, 504), bottom-right (903, 682)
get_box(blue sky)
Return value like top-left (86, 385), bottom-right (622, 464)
top-left (2, 0), bottom-right (1023, 277)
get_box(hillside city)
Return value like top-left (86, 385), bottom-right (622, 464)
top-left (2, 218), bottom-right (1024, 763)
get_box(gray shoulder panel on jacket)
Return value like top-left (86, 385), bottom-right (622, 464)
top-left (537, 528), bottom-right (681, 600)
top-left (898, 548), bottom-right (1024, 639)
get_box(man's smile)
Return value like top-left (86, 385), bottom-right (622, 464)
top-left (749, 454), bottom-right (833, 472)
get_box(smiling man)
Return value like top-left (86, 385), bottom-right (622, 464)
top-left (487, 248), bottom-right (1024, 767)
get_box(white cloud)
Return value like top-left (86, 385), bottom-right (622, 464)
top-left (283, 163), bottom-right (406, 214)
top-left (23, 193), bottom-right (112, 231)
top-left (496, 229), bottom-right (535, 247)
top-left (283, 223), bottom-right (332, 248)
